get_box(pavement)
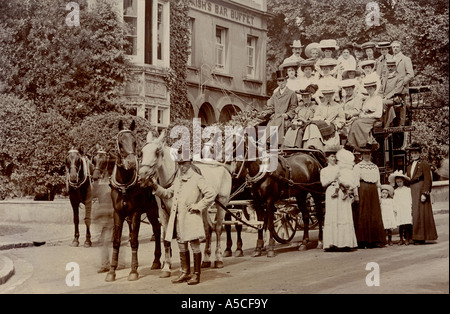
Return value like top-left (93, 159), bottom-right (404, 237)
top-left (0, 201), bottom-right (448, 287)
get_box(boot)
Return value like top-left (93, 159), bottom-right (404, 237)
top-left (187, 253), bottom-right (201, 285)
top-left (172, 251), bottom-right (191, 283)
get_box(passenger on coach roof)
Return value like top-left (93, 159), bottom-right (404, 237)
top-left (340, 79), bottom-right (363, 140)
top-left (302, 85), bottom-right (344, 152)
top-left (336, 43), bottom-right (357, 80)
top-left (361, 41), bottom-right (377, 62)
top-left (346, 78), bottom-right (382, 151)
top-left (283, 84), bottom-right (319, 149)
top-left (375, 41), bottom-right (393, 78)
top-left (316, 58), bottom-right (340, 102)
top-left (379, 59), bottom-right (404, 127)
top-left (353, 43), bottom-right (365, 70)
top-left (278, 61), bottom-right (301, 93)
top-left (359, 59), bottom-right (381, 95)
top-left (391, 41), bottom-right (414, 95)
top-left (283, 40), bottom-right (305, 64)
top-left (297, 59), bottom-right (318, 91)
top-left (262, 69), bottom-right (297, 145)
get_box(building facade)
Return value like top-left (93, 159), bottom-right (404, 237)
top-left (187, 0), bottom-right (270, 125)
top-left (114, 0), bottom-right (270, 128)
top-left (118, 0), bottom-right (172, 128)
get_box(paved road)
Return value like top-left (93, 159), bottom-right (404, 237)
top-left (1, 213), bottom-right (448, 295)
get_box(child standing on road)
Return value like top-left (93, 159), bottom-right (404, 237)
top-left (380, 185), bottom-right (397, 245)
top-left (389, 170), bottom-right (413, 245)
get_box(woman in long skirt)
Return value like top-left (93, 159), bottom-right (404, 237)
top-left (321, 147), bottom-right (358, 251)
top-left (353, 145), bottom-right (386, 248)
top-left (406, 143), bottom-right (438, 244)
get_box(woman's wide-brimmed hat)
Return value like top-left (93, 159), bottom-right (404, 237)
top-left (361, 41), bottom-right (376, 50)
top-left (376, 41), bottom-right (392, 49)
top-left (342, 68), bottom-right (362, 79)
top-left (305, 42), bottom-right (320, 58)
top-left (290, 40), bottom-right (304, 48)
top-left (406, 142), bottom-right (422, 152)
top-left (299, 58), bottom-right (316, 69)
top-left (381, 184), bottom-right (395, 197)
top-left (319, 39), bottom-right (339, 50)
top-left (362, 76), bottom-right (378, 88)
top-left (317, 58), bottom-right (338, 68)
top-left (324, 144), bottom-right (343, 155)
top-left (340, 79), bottom-right (358, 88)
top-left (359, 59), bottom-right (376, 69)
top-left (279, 60), bottom-right (300, 70)
top-left (297, 84), bottom-right (319, 95)
top-left (355, 143), bottom-right (379, 153)
top-left (388, 170), bottom-right (410, 186)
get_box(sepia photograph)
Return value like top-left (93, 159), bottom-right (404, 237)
top-left (0, 0), bottom-right (448, 302)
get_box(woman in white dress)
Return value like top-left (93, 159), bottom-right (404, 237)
top-left (321, 147), bottom-right (358, 251)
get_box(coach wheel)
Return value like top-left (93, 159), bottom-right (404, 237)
top-left (273, 199), bottom-right (298, 244)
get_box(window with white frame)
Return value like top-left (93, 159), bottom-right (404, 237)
top-left (247, 35), bottom-right (257, 78)
top-left (123, 0), bottom-right (138, 56)
top-left (122, 0), bottom-right (169, 67)
top-left (215, 27), bottom-right (227, 71)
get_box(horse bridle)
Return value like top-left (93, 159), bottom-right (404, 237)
top-left (140, 141), bottom-right (178, 189)
top-left (110, 130), bottom-right (139, 193)
top-left (67, 149), bottom-right (90, 189)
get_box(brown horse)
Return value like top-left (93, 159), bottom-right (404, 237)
top-left (104, 120), bottom-right (161, 282)
top-left (65, 148), bottom-right (94, 247)
top-left (244, 138), bottom-right (325, 257)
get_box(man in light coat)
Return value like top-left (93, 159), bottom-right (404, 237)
top-left (392, 41), bottom-right (414, 95)
top-left (379, 59), bottom-right (405, 126)
top-left (151, 154), bottom-right (217, 285)
top-left (263, 69), bottom-right (298, 145)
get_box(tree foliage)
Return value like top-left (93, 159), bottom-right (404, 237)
top-left (0, 0), bottom-right (133, 122)
top-left (168, 0), bottom-right (191, 120)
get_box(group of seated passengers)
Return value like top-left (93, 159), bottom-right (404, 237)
top-left (263, 39), bottom-right (413, 153)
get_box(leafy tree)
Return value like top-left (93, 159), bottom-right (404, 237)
top-left (0, 94), bottom-right (72, 197)
top-left (0, 0), bottom-right (133, 122)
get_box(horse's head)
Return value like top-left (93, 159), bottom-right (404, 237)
top-left (66, 148), bottom-right (83, 183)
top-left (91, 145), bottom-right (109, 180)
top-left (139, 129), bottom-right (166, 187)
top-left (116, 120), bottom-right (138, 171)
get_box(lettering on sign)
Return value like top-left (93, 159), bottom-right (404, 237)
top-left (190, 0), bottom-right (256, 26)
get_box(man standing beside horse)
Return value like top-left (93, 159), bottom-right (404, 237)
top-left (150, 150), bottom-right (217, 286)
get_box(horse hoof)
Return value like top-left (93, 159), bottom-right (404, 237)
top-left (128, 271), bottom-right (139, 281)
top-left (298, 245), bottom-right (307, 251)
top-left (267, 250), bottom-right (275, 258)
top-left (160, 271), bottom-right (171, 278)
top-left (105, 272), bottom-right (116, 282)
top-left (201, 261), bottom-right (211, 268)
top-left (223, 250), bottom-right (232, 258)
top-left (151, 262), bottom-right (162, 270)
top-left (70, 240), bottom-right (79, 247)
top-left (214, 261), bottom-right (224, 269)
top-left (83, 240), bottom-right (92, 248)
top-left (251, 250), bottom-right (262, 257)
top-left (234, 250), bottom-right (244, 257)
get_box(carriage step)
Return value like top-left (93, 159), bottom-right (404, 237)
top-left (228, 200), bottom-right (253, 206)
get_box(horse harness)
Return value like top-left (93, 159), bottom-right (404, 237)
top-left (66, 149), bottom-right (92, 190)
